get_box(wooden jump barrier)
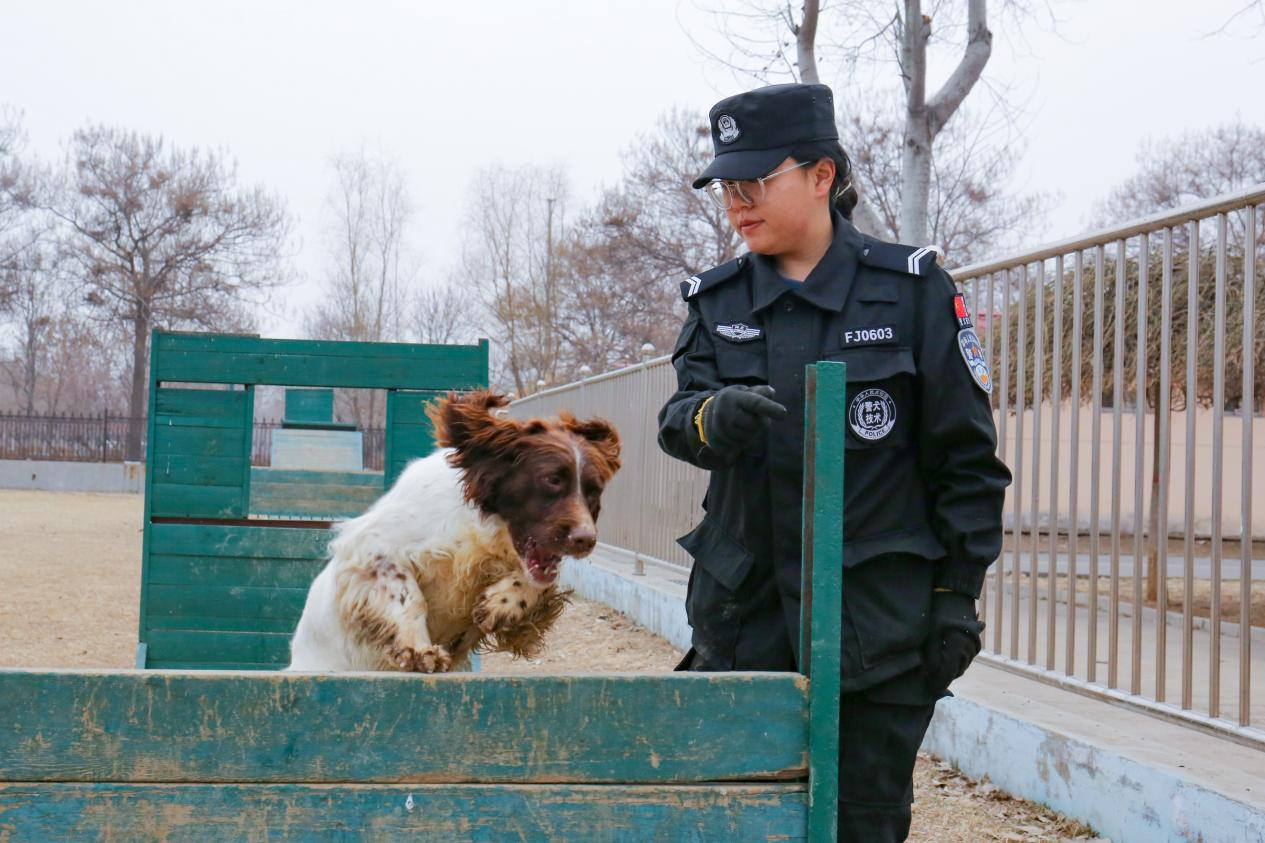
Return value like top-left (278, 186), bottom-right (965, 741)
top-left (0, 331), bottom-right (847, 842)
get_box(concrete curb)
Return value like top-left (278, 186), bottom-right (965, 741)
top-left (0, 460), bottom-right (143, 494)
top-left (924, 690), bottom-right (1265, 843)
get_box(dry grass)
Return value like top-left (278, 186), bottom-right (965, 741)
top-left (0, 489), bottom-right (1101, 840)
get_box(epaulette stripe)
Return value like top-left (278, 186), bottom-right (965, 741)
top-left (907, 246), bottom-right (932, 275)
top-left (686, 275), bottom-right (702, 297)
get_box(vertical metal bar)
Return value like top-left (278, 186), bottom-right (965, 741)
top-left (1210, 213), bottom-right (1228, 719)
top-left (1240, 204), bottom-right (1256, 727)
top-left (1048, 255), bottom-right (1063, 671)
top-left (992, 272), bottom-right (1006, 654)
top-left (1109, 238), bottom-right (1126, 690)
top-left (1156, 227), bottom-right (1174, 703)
top-left (1012, 266), bottom-right (1027, 661)
top-left (1132, 233), bottom-right (1149, 696)
top-left (1067, 251), bottom-right (1084, 677)
top-left (1029, 261), bottom-right (1044, 665)
top-left (1183, 219), bottom-right (1199, 711)
top-left (1089, 245), bottom-right (1106, 685)
top-left (973, 273), bottom-right (989, 629)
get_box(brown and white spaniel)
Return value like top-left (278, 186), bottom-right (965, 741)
top-left (287, 390), bottom-right (621, 672)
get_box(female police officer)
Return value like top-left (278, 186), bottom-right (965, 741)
top-left (657, 83), bottom-right (1011, 842)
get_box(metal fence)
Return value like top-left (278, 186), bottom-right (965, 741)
top-left (0, 411), bottom-right (142, 462)
top-left (1, 413), bottom-right (388, 471)
top-left (511, 184), bottom-right (1264, 747)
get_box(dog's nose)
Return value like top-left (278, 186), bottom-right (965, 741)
top-left (566, 525), bottom-right (597, 555)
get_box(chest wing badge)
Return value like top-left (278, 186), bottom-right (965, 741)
top-left (715, 322), bottom-right (763, 342)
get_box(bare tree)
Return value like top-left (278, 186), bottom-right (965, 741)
top-left (697, 0), bottom-right (1050, 246)
top-left (458, 163), bottom-right (569, 395)
top-left (0, 107), bottom-right (40, 306)
top-left (44, 125), bottom-right (290, 459)
top-left (842, 93), bottom-right (1045, 263)
top-left (551, 108), bottom-right (743, 377)
top-left (305, 147), bottom-right (415, 426)
top-left (408, 279), bottom-right (477, 346)
top-left (0, 242), bottom-right (61, 413)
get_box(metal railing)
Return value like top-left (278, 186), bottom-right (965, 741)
top-left (510, 184), bottom-right (1264, 746)
top-left (956, 183), bottom-right (1263, 747)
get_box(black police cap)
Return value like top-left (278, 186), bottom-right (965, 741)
top-left (692, 83), bottom-right (839, 189)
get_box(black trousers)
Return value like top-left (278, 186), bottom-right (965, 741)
top-left (678, 587), bottom-right (940, 843)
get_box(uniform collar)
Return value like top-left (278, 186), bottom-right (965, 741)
top-left (749, 211), bottom-right (863, 313)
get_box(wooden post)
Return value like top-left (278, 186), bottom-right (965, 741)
top-left (800, 360), bottom-right (845, 842)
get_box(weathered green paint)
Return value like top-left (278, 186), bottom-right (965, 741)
top-left (283, 387), bottom-right (334, 424)
top-left (0, 671), bottom-right (809, 784)
top-left (248, 467), bottom-right (382, 519)
top-left (153, 339), bottom-right (487, 390)
top-left (800, 362), bottom-right (845, 842)
top-left (144, 630), bottom-right (294, 665)
top-left (147, 553), bottom-right (325, 590)
top-left (145, 583), bottom-right (310, 621)
top-left (0, 783), bottom-right (808, 842)
top-left (384, 389), bottom-right (443, 488)
top-left (149, 523), bottom-right (332, 560)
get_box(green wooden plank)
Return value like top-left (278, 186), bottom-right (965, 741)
top-left (248, 491), bottom-right (376, 519)
top-left (0, 672), bottom-right (808, 784)
top-left (238, 385), bottom-right (254, 517)
top-left (154, 331), bottom-right (482, 360)
top-left (250, 467), bottom-right (384, 487)
top-left (151, 455), bottom-right (247, 486)
top-left (155, 386), bottom-right (248, 419)
top-left (147, 554), bottom-right (324, 590)
top-left (145, 584), bottom-right (310, 621)
top-left (152, 426), bottom-right (247, 457)
top-left (153, 413), bottom-right (249, 430)
top-left (800, 362), bottom-right (844, 843)
top-left (150, 483), bottom-right (246, 519)
top-left (284, 387), bottom-right (334, 423)
top-left (149, 523), bottom-right (332, 560)
top-left (156, 350), bottom-right (487, 391)
top-left (0, 783), bottom-right (808, 842)
top-left (145, 615), bottom-right (300, 634)
top-left (144, 661), bottom-right (281, 671)
top-left (143, 630), bottom-right (294, 665)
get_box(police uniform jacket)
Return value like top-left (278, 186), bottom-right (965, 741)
top-left (657, 211), bottom-right (1012, 692)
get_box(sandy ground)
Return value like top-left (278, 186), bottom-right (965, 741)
top-left (0, 489), bottom-right (1103, 841)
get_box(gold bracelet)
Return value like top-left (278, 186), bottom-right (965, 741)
top-left (694, 395), bottom-right (716, 445)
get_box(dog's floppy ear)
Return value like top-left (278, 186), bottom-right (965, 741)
top-left (559, 412), bottom-right (622, 480)
top-left (427, 390), bottom-right (529, 511)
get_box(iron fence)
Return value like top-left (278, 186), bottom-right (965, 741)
top-left (0, 412), bottom-right (388, 471)
top-left (511, 183), bottom-right (1265, 747)
top-left (0, 411), bottom-right (143, 462)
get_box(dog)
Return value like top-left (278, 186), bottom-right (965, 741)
top-left (286, 390), bottom-right (621, 672)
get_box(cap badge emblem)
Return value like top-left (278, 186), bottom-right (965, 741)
top-left (716, 113), bottom-right (741, 144)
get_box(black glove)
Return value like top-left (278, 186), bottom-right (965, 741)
top-left (922, 590), bottom-right (984, 692)
top-left (699, 385), bottom-right (788, 457)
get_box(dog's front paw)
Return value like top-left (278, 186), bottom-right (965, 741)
top-left (389, 643), bottom-right (452, 673)
top-left (474, 580), bottom-right (532, 634)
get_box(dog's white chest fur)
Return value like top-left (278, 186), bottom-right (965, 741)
top-left (287, 450), bottom-right (552, 672)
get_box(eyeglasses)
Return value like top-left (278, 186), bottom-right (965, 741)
top-left (703, 160), bottom-right (813, 210)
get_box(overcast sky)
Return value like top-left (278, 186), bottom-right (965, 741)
top-left (3, 1), bottom-right (1263, 338)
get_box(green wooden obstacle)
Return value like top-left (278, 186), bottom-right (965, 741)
top-left (137, 330), bottom-right (489, 670)
top-left (0, 357), bottom-right (846, 842)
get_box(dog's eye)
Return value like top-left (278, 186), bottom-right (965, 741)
top-left (544, 473), bottom-right (566, 490)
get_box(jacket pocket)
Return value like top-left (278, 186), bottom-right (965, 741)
top-left (677, 517), bottom-right (754, 591)
top-left (842, 551), bottom-right (934, 670)
top-left (714, 340), bottom-right (768, 384)
top-left (823, 346), bottom-right (916, 449)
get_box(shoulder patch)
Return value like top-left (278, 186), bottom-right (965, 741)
top-left (858, 237), bottom-right (943, 278)
top-left (681, 256), bottom-right (748, 301)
